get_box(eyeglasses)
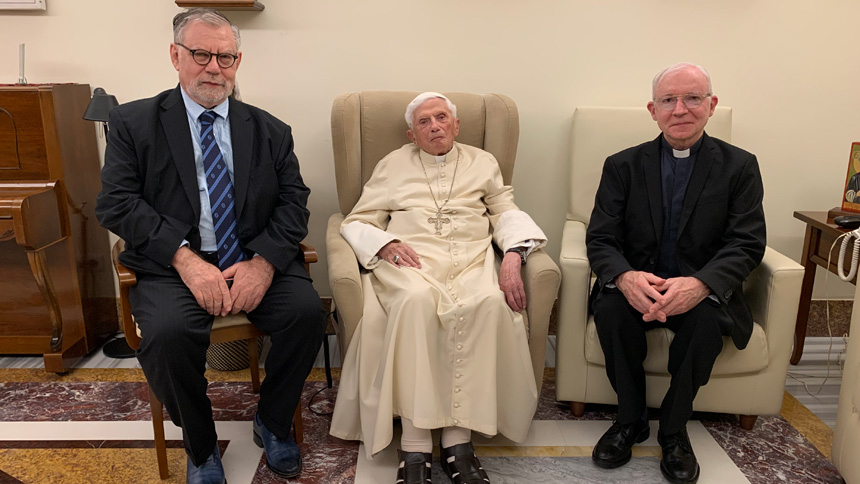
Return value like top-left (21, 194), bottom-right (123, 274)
top-left (653, 93), bottom-right (711, 111)
top-left (175, 43), bottom-right (238, 69)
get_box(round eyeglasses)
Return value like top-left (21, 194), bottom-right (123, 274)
top-left (176, 43), bottom-right (238, 69)
top-left (654, 93), bottom-right (711, 111)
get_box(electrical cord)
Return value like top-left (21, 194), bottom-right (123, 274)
top-left (786, 232), bottom-right (852, 398)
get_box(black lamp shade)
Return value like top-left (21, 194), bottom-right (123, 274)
top-left (83, 87), bottom-right (119, 122)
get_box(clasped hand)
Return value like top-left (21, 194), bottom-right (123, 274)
top-left (615, 270), bottom-right (710, 322)
top-left (172, 247), bottom-right (275, 316)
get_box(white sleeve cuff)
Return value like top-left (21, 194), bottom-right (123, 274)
top-left (341, 221), bottom-right (397, 269)
top-left (494, 210), bottom-right (547, 253)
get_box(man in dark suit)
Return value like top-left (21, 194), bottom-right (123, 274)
top-left (586, 63), bottom-right (766, 484)
top-left (95, 8), bottom-right (324, 484)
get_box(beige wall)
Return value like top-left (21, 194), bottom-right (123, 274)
top-left (2, 0), bottom-right (858, 298)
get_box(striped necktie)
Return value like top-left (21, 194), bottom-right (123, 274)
top-left (199, 111), bottom-right (245, 270)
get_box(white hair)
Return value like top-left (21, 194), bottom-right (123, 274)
top-left (651, 62), bottom-right (712, 99)
top-left (404, 92), bottom-right (457, 129)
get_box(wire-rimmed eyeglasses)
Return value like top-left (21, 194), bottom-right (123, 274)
top-left (653, 93), bottom-right (711, 111)
top-left (176, 43), bottom-right (238, 69)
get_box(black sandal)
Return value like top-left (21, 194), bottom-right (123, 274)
top-left (440, 441), bottom-right (490, 484)
top-left (396, 450), bottom-right (432, 484)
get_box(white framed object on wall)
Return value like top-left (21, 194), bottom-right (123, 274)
top-left (0, 0), bottom-right (46, 10)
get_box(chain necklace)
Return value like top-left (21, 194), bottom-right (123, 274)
top-left (419, 149), bottom-right (460, 235)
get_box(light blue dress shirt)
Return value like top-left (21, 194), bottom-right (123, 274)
top-left (180, 88), bottom-right (234, 253)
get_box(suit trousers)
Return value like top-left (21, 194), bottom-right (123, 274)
top-left (592, 288), bottom-right (732, 435)
top-left (130, 269), bottom-right (326, 466)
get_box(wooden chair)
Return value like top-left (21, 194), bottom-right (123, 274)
top-left (111, 239), bottom-right (316, 479)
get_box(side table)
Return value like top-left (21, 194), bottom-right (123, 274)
top-left (792, 210), bottom-right (856, 364)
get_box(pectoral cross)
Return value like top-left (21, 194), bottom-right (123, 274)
top-left (428, 209), bottom-right (451, 236)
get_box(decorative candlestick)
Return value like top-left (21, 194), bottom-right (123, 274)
top-left (17, 44), bottom-right (27, 85)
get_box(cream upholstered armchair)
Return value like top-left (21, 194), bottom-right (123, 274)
top-left (833, 283), bottom-right (860, 483)
top-left (326, 90), bottom-right (561, 391)
top-left (554, 107), bottom-right (804, 429)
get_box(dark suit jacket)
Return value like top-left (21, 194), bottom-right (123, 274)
top-left (95, 86), bottom-right (310, 279)
top-left (586, 133), bottom-right (766, 349)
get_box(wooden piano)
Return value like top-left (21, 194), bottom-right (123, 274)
top-left (0, 84), bottom-right (117, 372)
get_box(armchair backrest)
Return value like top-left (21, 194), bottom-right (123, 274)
top-left (568, 106), bottom-right (732, 224)
top-left (331, 90), bottom-right (520, 214)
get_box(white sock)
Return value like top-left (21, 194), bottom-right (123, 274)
top-left (441, 426), bottom-right (471, 448)
top-left (400, 418), bottom-right (433, 453)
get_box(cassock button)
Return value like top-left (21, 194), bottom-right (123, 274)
top-left (455, 373), bottom-right (462, 378)
top-left (453, 419), bottom-right (459, 425)
top-left (459, 317), bottom-right (465, 322)
top-left (449, 275), bottom-right (454, 280)
top-left (455, 388), bottom-right (461, 393)
top-left (456, 359), bottom-right (462, 364)
top-left (457, 331), bottom-right (464, 336)
top-left (454, 263), bottom-right (459, 267)
top-left (456, 344), bottom-right (463, 350)
top-left (454, 403), bottom-right (460, 408)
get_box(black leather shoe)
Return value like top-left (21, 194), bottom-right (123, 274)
top-left (395, 450), bottom-right (432, 484)
top-left (592, 418), bottom-right (650, 469)
top-left (658, 428), bottom-right (700, 484)
top-left (186, 444), bottom-right (226, 484)
top-left (253, 413), bottom-right (302, 478)
top-left (440, 441), bottom-right (490, 484)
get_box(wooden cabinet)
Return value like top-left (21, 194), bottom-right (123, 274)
top-left (0, 84), bottom-right (117, 372)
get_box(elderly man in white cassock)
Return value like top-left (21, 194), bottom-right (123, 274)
top-left (329, 92), bottom-right (547, 484)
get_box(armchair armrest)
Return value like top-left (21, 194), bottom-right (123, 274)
top-left (298, 241), bottom-right (318, 274)
top-left (557, 220), bottom-right (591, 332)
top-left (555, 220), bottom-right (593, 401)
top-left (326, 213), bottom-right (364, 357)
top-left (111, 239), bottom-right (140, 349)
top-left (523, 249), bottom-right (561, 392)
top-left (743, 246), bottom-right (804, 371)
top-left (744, 246), bottom-right (804, 334)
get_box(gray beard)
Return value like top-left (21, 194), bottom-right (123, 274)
top-left (189, 81), bottom-right (231, 107)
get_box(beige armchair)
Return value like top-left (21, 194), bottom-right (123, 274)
top-left (327, 90), bottom-right (561, 391)
top-left (555, 106), bottom-right (804, 429)
top-left (833, 283), bottom-right (860, 483)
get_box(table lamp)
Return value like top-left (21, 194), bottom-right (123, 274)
top-left (82, 87), bottom-right (118, 135)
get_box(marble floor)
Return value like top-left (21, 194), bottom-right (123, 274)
top-left (0, 335), bottom-right (847, 483)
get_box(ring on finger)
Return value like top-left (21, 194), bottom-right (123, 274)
top-left (392, 255), bottom-right (400, 263)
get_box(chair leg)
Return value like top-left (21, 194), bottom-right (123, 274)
top-left (293, 403), bottom-right (304, 444)
top-left (149, 387), bottom-right (170, 479)
top-left (249, 337), bottom-right (261, 393)
top-left (739, 415), bottom-right (757, 430)
top-left (571, 401), bottom-right (586, 418)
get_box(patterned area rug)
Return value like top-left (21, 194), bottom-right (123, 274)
top-left (0, 368), bottom-right (843, 484)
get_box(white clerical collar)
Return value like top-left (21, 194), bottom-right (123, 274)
top-left (673, 148), bottom-right (691, 159)
top-left (419, 145), bottom-right (457, 164)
